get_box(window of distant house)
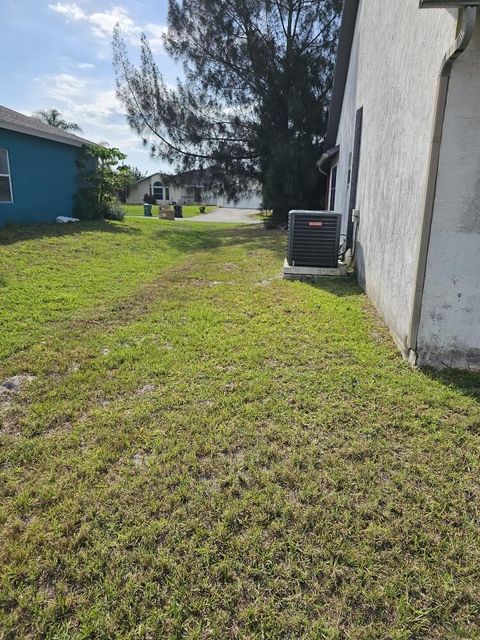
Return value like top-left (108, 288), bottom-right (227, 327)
top-left (329, 164), bottom-right (337, 211)
top-left (0, 149), bottom-right (13, 203)
top-left (165, 187), bottom-right (170, 201)
top-left (153, 181), bottom-right (164, 200)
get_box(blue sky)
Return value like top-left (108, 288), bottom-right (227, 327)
top-left (0, 0), bottom-right (180, 173)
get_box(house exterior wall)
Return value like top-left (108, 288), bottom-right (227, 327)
top-left (0, 128), bottom-right (80, 226)
top-left (127, 173), bottom-right (180, 204)
top-left (332, 21), bottom-right (359, 236)
top-left (417, 14), bottom-right (480, 368)
top-left (127, 174), bottom-right (261, 209)
top-left (127, 178), bottom-right (148, 204)
top-left (127, 173), bottom-right (216, 205)
top-left (333, 0), bottom-right (458, 354)
top-left (217, 187), bottom-right (262, 209)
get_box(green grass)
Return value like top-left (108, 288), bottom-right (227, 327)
top-left (124, 203), bottom-right (216, 219)
top-left (1, 218), bottom-right (480, 639)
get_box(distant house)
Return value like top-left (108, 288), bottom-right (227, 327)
top-left (216, 185), bottom-right (263, 210)
top-left (127, 169), bottom-right (263, 209)
top-left (321, 1), bottom-right (480, 370)
top-left (127, 171), bottom-right (214, 206)
top-left (0, 105), bottom-right (94, 226)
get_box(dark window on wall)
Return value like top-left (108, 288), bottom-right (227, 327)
top-left (165, 186), bottom-right (170, 201)
top-left (347, 107), bottom-right (364, 249)
top-left (329, 165), bottom-right (337, 211)
top-left (153, 181), bottom-right (164, 200)
top-left (0, 149), bottom-right (13, 203)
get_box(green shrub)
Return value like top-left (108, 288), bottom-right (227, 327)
top-left (74, 144), bottom-right (127, 220)
top-left (104, 201), bottom-right (125, 221)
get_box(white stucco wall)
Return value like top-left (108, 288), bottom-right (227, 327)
top-left (127, 174), bottom-right (179, 204)
top-left (334, 0), bottom-right (458, 352)
top-left (218, 186), bottom-right (262, 209)
top-left (417, 14), bottom-right (480, 368)
top-left (332, 18), bottom-right (359, 236)
top-left (127, 172), bottom-right (262, 209)
top-left (126, 179), bottom-right (147, 204)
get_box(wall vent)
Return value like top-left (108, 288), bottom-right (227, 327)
top-left (287, 210), bottom-right (342, 268)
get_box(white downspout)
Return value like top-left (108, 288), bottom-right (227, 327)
top-left (407, 7), bottom-right (477, 365)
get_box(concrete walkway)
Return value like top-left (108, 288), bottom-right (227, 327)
top-left (180, 208), bottom-right (262, 224)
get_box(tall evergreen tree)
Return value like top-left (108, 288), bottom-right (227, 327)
top-left (113, 0), bottom-right (341, 224)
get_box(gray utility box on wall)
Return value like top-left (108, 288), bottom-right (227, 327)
top-left (287, 210), bottom-right (342, 269)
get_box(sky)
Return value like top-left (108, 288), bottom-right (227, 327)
top-left (0, 0), bottom-right (181, 174)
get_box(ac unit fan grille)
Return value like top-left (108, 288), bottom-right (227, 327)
top-left (287, 211), bottom-right (342, 268)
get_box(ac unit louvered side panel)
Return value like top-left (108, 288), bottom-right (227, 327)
top-left (287, 211), bottom-right (341, 268)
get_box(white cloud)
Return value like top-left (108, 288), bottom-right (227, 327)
top-left (39, 74), bottom-right (119, 119)
top-left (49, 2), bottom-right (85, 21)
top-left (40, 73), bottom-right (88, 101)
top-left (49, 2), bottom-right (166, 52)
top-left (77, 62), bottom-right (95, 69)
top-left (33, 72), bottom-right (142, 150)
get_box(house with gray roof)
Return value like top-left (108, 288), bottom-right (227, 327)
top-left (0, 105), bottom-right (93, 226)
top-left (127, 169), bottom-right (262, 209)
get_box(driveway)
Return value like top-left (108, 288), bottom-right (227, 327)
top-left (183, 208), bottom-right (261, 224)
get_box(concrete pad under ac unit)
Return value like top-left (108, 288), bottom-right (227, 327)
top-left (282, 258), bottom-right (347, 280)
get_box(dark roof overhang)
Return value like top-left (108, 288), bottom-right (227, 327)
top-left (324, 0), bottom-right (361, 151)
top-left (317, 145), bottom-right (340, 174)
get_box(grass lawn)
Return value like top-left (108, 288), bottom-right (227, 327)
top-left (124, 203), bottom-right (216, 219)
top-left (1, 218), bottom-right (480, 639)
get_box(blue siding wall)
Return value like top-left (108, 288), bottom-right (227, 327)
top-left (0, 128), bottom-right (81, 226)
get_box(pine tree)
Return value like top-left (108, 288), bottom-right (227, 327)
top-left (113, 0), bottom-right (341, 224)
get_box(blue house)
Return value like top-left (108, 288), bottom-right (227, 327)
top-left (0, 105), bottom-right (94, 226)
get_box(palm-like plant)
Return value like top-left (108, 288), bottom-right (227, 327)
top-left (34, 108), bottom-right (83, 133)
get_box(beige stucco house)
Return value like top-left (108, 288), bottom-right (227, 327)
top-left (126, 172), bottom-right (212, 206)
top-left (321, 0), bottom-right (480, 369)
top-left (127, 171), bottom-right (262, 209)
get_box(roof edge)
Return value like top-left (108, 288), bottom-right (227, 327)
top-left (0, 119), bottom-right (94, 148)
top-left (317, 145), bottom-right (340, 174)
top-left (325, 0), bottom-right (361, 150)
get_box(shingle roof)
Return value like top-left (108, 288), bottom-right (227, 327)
top-left (0, 105), bottom-right (94, 147)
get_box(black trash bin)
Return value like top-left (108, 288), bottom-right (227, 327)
top-left (174, 205), bottom-right (183, 218)
top-left (143, 203), bottom-right (152, 217)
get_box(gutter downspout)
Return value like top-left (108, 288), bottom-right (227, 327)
top-left (407, 7), bottom-right (477, 365)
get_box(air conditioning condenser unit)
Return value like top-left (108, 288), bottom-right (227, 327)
top-left (287, 210), bottom-right (342, 269)
top-left (283, 210), bottom-right (346, 279)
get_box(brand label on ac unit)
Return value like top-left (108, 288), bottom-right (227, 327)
top-left (308, 221), bottom-right (323, 227)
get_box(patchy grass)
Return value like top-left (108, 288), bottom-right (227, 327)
top-left (1, 219), bottom-right (480, 639)
top-left (124, 203), bottom-right (216, 219)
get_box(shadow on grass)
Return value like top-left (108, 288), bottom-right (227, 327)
top-left (296, 275), bottom-right (362, 298)
top-left (0, 220), bottom-right (141, 245)
top-left (1, 219), bottom-right (286, 260)
top-left (423, 367), bottom-right (480, 403)
top-left (153, 224), bottom-right (288, 260)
